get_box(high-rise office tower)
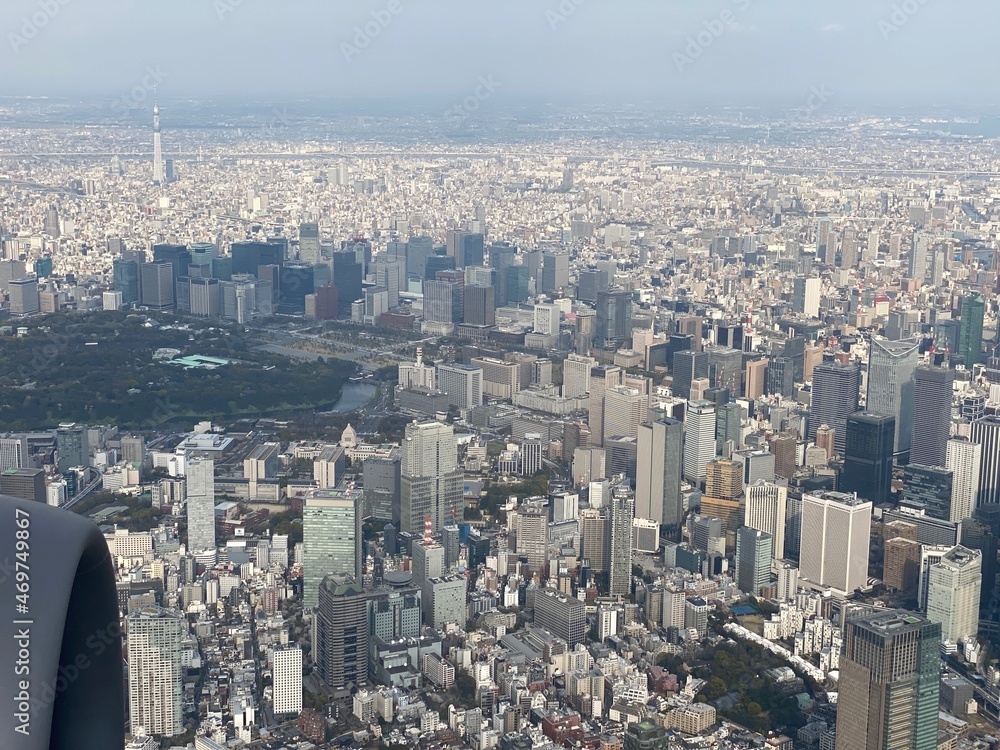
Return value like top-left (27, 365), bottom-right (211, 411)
top-left (735, 528), bottom-right (773, 595)
top-left (299, 222), bottom-right (321, 264)
top-left (534, 588), bottom-right (587, 645)
top-left (835, 610), bottom-right (940, 750)
top-left (127, 606), bottom-right (185, 737)
top-left (901, 464), bottom-right (953, 521)
top-left (608, 494), bottom-right (634, 597)
top-left (770, 434), bottom-right (798, 480)
top-left (562, 354), bottom-right (596, 398)
top-left (809, 361), bottom-right (861, 454)
top-left (910, 366), bottom-right (955, 467)
top-left (589, 365), bottom-right (622, 446)
top-left (867, 338), bottom-right (919, 462)
top-left (800, 491), bottom-right (872, 595)
top-left (683, 400), bottom-right (717, 486)
top-left (272, 647), bottom-right (303, 716)
top-left (676, 315), bottom-right (703, 351)
top-left (56, 423), bottom-right (88, 472)
top-left (541, 251), bottom-right (569, 293)
top-left (185, 458), bottom-right (216, 553)
top-left (412, 531), bottom-right (446, 587)
top-left (488, 242), bottom-right (516, 305)
top-left (463, 284), bottom-right (495, 326)
top-left (514, 505), bottom-right (548, 571)
top-left (316, 574), bottom-right (368, 691)
top-left (113, 259), bottom-right (141, 305)
top-left (672, 350), bottom-right (709, 401)
top-left (400, 421), bottom-right (464, 534)
top-left (423, 279), bottom-right (462, 324)
top-left (363, 453), bottom-right (400, 521)
top-left (332, 250), bottom-right (363, 315)
top-left (152, 98), bottom-right (163, 184)
top-left (792, 276), bottom-right (821, 318)
top-left (766, 356), bottom-right (795, 397)
top-left (436, 363), bottom-right (483, 410)
top-left (580, 508), bottom-right (608, 572)
top-left (603, 386), bottom-right (648, 442)
top-left (704, 458), bottom-right (743, 501)
top-left (0, 436), bottom-right (27, 472)
top-left (405, 236), bottom-right (434, 280)
top-left (744, 357), bottom-right (769, 399)
top-left (946, 438), bottom-right (982, 522)
top-left (958, 293), bottom-right (986, 367)
top-left (842, 412), bottom-right (895, 505)
top-left (744, 480), bottom-right (787, 562)
top-left (971, 416), bottom-right (1000, 506)
top-left (140, 262), bottom-right (175, 311)
top-left (635, 418), bottom-right (684, 530)
top-left (732, 449), bottom-right (776, 485)
top-left (926, 545), bottom-right (982, 644)
top-left (302, 488), bottom-right (362, 609)
top-left (707, 345), bottom-right (744, 397)
top-left (715, 402), bottom-right (742, 455)
top-left (595, 289), bottom-right (630, 350)
top-left (816, 218), bottom-right (833, 263)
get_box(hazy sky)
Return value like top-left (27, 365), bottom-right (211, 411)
top-left (2, 0), bottom-right (998, 110)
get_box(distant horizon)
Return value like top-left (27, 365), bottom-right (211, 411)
top-left (3, 0), bottom-right (1000, 111)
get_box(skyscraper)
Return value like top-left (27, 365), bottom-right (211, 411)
top-left (842, 412), bottom-right (895, 505)
top-left (127, 606), bottom-right (185, 737)
top-left (316, 574), bottom-right (369, 690)
top-left (867, 338), bottom-right (919, 462)
top-left (926, 545), bottom-right (981, 644)
top-left (608, 494), bottom-right (634, 597)
top-left (672, 350), bottom-right (708, 401)
top-left (56, 423), bottom-right (88, 472)
top-left (910, 365), bottom-right (955, 467)
top-left (113, 259), bottom-right (141, 305)
top-left (809, 361), bottom-right (861, 454)
top-left (836, 610), bottom-right (940, 750)
top-left (299, 222), bottom-right (321, 264)
top-left (399, 421), bottom-right (464, 534)
top-left (800, 491), bottom-right (872, 595)
top-left (185, 458), bottom-right (216, 553)
top-left (744, 480), bottom-right (787, 562)
top-left (635, 417), bottom-right (684, 530)
top-left (595, 289), bottom-right (630, 350)
top-left (901, 464), bottom-right (953, 522)
top-left (946, 438), bottom-right (982, 522)
top-left (303, 488), bottom-right (363, 609)
top-left (735, 528), bottom-right (773, 595)
top-left (272, 647), bottom-right (303, 716)
top-left (683, 400), bottom-right (716, 486)
top-left (971, 416), bottom-right (1000, 506)
top-left (958, 293), bottom-right (986, 367)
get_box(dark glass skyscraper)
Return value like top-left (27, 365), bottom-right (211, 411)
top-left (332, 250), bottom-right (362, 315)
top-left (902, 464), bottom-right (953, 521)
top-left (231, 241), bottom-right (284, 276)
top-left (959, 293), bottom-right (986, 367)
top-left (113, 259), bottom-right (140, 305)
top-left (910, 365), bottom-right (955, 467)
top-left (672, 350), bottom-right (708, 401)
top-left (809, 361), bottom-right (861, 454)
top-left (152, 244), bottom-right (191, 286)
top-left (842, 412), bottom-right (895, 505)
top-left (595, 289), bottom-right (630, 350)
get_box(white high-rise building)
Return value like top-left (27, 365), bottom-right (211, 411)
top-left (127, 606), bottom-right (185, 737)
top-left (744, 480), bottom-right (787, 562)
top-left (946, 438), bottom-right (982, 522)
top-left (926, 545), bottom-right (982, 644)
top-left (400, 421), bottom-right (464, 534)
top-left (436, 363), bottom-right (483, 409)
top-left (603, 386), bottom-right (648, 442)
top-left (683, 400), bottom-right (717, 485)
top-left (0, 435), bottom-right (27, 472)
top-left (562, 354), bottom-right (596, 398)
top-left (185, 458), bottom-right (216, 553)
top-left (799, 491), bottom-right (872, 595)
top-left (272, 647), bottom-right (303, 715)
top-left (533, 303), bottom-right (561, 335)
